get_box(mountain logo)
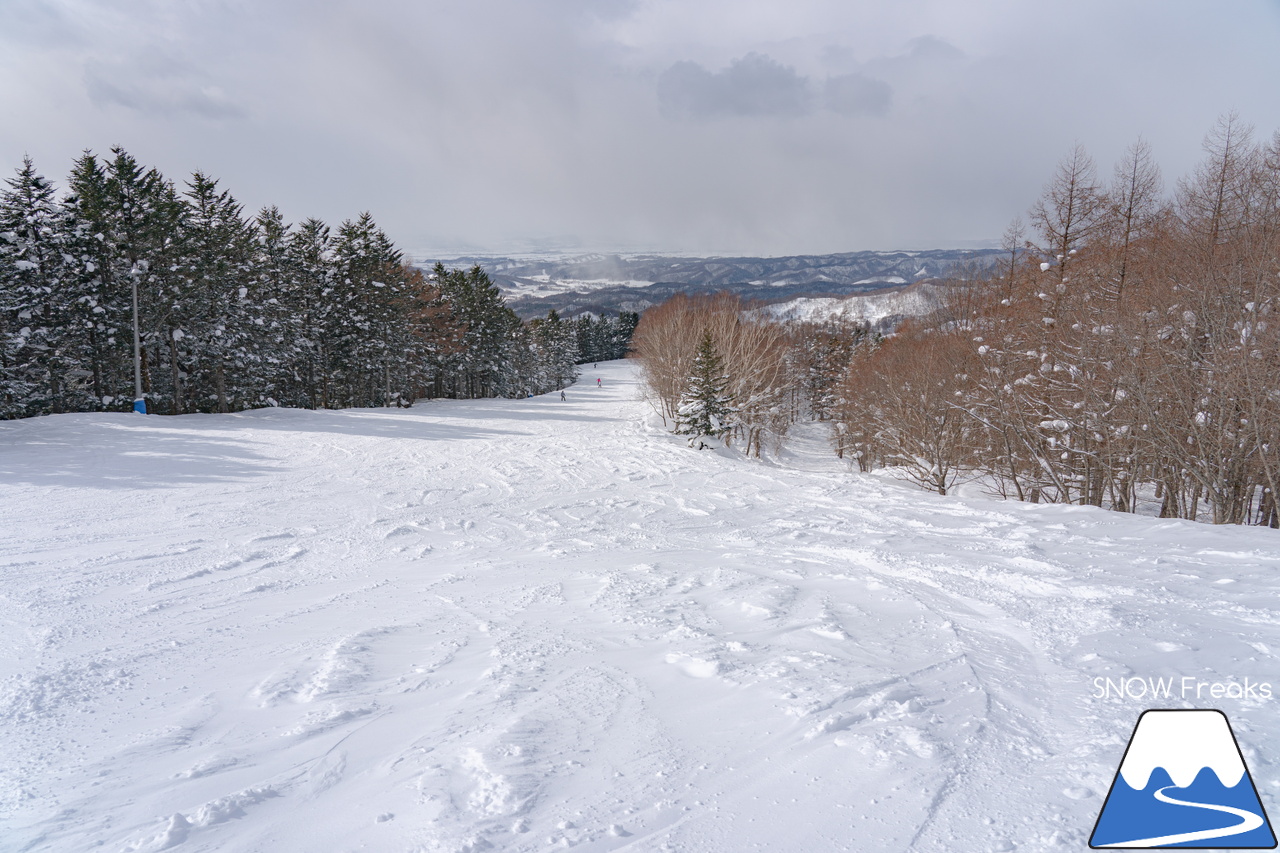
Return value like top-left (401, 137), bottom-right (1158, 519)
top-left (1090, 709), bottom-right (1276, 848)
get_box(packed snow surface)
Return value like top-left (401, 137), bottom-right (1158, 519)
top-left (3, 361), bottom-right (1279, 852)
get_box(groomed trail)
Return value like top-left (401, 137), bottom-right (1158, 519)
top-left (2, 360), bottom-right (1278, 852)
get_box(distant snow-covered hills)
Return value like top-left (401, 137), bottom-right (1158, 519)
top-left (417, 249), bottom-right (1002, 318)
top-left (765, 279), bottom-right (951, 331)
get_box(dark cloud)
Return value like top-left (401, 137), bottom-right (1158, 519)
top-left (658, 53), bottom-right (814, 118)
top-left (657, 52), bottom-right (891, 121)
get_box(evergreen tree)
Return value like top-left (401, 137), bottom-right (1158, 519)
top-left (614, 311), bottom-right (640, 359)
top-left (287, 217), bottom-right (335, 408)
top-left (331, 212), bottom-right (406, 406)
top-left (532, 309), bottom-right (578, 390)
top-left (100, 147), bottom-right (185, 413)
top-left (674, 330), bottom-right (735, 449)
top-left (570, 311), bottom-right (639, 364)
top-left (0, 152), bottom-right (557, 419)
top-left (177, 171), bottom-right (257, 412)
top-left (61, 151), bottom-right (132, 409)
top-left (434, 263), bottom-right (520, 398)
top-left (0, 157), bottom-right (68, 415)
top-left (252, 206), bottom-right (301, 407)
top-left (573, 314), bottom-right (597, 363)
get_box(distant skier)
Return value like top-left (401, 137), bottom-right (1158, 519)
top-left (560, 390), bottom-right (566, 401)
top-left (597, 378), bottom-right (602, 387)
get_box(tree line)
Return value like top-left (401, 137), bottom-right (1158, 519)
top-left (837, 115), bottom-right (1280, 526)
top-left (634, 114), bottom-right (1279, 527)
top-left (631, 291), bottom-right (874, 457)
top-left (0, 147), bottom-right (636, 418)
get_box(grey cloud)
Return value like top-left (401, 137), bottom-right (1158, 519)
top-left (5, 0), bottom-right (1280, 257)
top-left (819, 43), bottom-right (859, 70)
top-left (0, 0), bottom-right (84, 49)
top-left (578, 0), bottom-right (641, 23)
top-left (824, 73), bottom-right (890, 117)
top-left (658, 52), bottom-right (891, 120)
top-left (658, 53), bottom-right (814, 118)
top-left (84, 57), bottom-right (246, 119)
top-left (904, 35), bottom-right (965, 62)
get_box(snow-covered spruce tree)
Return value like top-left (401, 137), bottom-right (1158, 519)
top-left (571, 311), bottom-right (640, 364)
top-left (531, 310), bottom-right (578, 391)
top-left (251, 206), bottom-right (306, 408)
top-left (330, 212), bottom-right (409, 407)
top-left (177, 171), bottom-right (258, 413)
top-left (674, 330), bottom-right (735, 449)
top-left (102, 148), bottom-right (186, 413)
top-left (614, 311), bottom-right (640, 359)
top-left (1, 149), bottom-right (628, 419)
top-left (573, 314), bottom-right (599, 364)
top-left (433, 263), bottom-right (521, 399)
top-left (0, 157), bottom-right (70, 416)
top-left (60, 151), bottom-right (134, 410)
top-left (285, 218), bottom-right (336, 408)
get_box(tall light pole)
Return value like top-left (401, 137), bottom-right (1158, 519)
top-left (130, 261), bottom-right (146, 414)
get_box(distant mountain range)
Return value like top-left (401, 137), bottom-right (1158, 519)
top-left (417, 249), bottom-right (1004, 318)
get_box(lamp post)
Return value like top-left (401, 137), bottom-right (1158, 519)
top-left (130, 261), bottom-right (146, 414)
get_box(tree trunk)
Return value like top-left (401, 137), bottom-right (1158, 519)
top-left (168, 333), bottom-right (184, 414)
top-left (216, 361), bottom-right (228, 413)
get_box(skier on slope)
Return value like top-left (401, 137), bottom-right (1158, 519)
top-left (560, 390), bottom-right (566, 401)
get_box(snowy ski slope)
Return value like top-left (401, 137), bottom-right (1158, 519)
top-left (2, 360), bottom-right (1278, 852)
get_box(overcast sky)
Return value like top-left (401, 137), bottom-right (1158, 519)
top-left (2, 1), bottom-right (1278, 257)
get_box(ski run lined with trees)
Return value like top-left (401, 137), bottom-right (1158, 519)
top-left (0, 147), bottom-right (637, 417)
top-left (1, 116), bottom-right (1279, 851)
top-left (4, 360), bottom-right (1280, 852)
top-left (634, 115), bottom-right (1280, 528)
top-left (5, 117), bottom-right (1280, 529)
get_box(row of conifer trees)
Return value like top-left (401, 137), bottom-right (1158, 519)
top-left (0, 148), bottom-right (636, 418)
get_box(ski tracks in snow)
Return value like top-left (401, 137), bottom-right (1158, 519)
top-left (2, 362), bottom-right (1279, 851)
